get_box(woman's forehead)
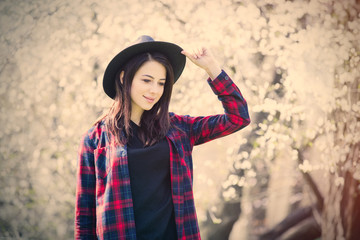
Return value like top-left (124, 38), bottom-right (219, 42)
top-left (135, 61), bottom-right (166, 78)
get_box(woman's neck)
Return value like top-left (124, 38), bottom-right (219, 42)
top-left (130, 109), bottom-right (143, 126)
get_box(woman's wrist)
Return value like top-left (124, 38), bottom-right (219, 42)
top-left (206, 65), bottom-right (222, 80)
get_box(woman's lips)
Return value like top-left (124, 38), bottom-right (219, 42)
top-left (143, 96), bottom-right (155, 103)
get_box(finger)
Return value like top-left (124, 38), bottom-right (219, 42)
top-left (181, 50), bottom-right (191, 58)
top-left (193, 49), bottom-right (201, 59)
top-left (181, 50), bottom-right (197, 61)
top-left (196, 48), bottom-right (202, 58)
top-left (191, 49), bottom-right (198, 59)
top-left (201, 47), bottom-right (207, 56)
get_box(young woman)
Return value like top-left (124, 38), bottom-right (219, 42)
top-left (75, 35), bottom-right (250, 240)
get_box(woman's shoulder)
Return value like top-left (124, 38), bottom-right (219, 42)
top-left (169, 112), bottom-right (187, 124)
top-left (169, 112), bottom-right (193, 131)
top-left (81, 118), bottom-right (109, 148)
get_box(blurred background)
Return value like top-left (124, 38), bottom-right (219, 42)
top-left (0, 0), bottom-right (359, 239)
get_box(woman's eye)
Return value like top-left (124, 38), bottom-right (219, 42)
top-left (142, 79), bottom-right (151, 83)
top-left (159, 82), bottom-right (165, 86)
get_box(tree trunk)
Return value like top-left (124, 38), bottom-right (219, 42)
top-left (202, 201), bottom-right (242, 240)
top-left (322, 143), bottom-right (360, 240)
top-left (258, 205), bottom-right (317, 240)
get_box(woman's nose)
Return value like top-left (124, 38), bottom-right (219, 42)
top-left (149, 83), bottom-right (162, 94)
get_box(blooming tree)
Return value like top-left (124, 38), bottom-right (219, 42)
top-left (200, 0), bottom-right (360, 239)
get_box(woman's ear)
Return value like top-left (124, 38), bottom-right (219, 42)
top-left (120, 71), bottom-right (124, 84)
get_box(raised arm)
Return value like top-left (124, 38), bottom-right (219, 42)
top-left (179, 47), bottom-right (250, 146)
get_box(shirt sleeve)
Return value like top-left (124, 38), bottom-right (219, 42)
top-left (74, 131), bottom-right (97, 239)
top-left (187, 70), bottom-right (250, 146)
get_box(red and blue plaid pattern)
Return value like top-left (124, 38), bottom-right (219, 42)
top-left (75, 70), bottom-right (250, 239)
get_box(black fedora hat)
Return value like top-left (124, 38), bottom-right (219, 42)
top-left (103, 35), bottom-right (186, 99)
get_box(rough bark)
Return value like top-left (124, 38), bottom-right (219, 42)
top-left (258, 206), bottom-right (314, 240)
top-left (283, 217), bottom-right (321, 240)
top-left (322, 143), bottom-right (360, 240)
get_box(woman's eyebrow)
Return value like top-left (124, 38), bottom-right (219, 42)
top-left (142, 74), bottom-right (166, 81)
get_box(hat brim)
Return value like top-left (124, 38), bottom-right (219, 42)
top-left (103, 41), bottom-right (186, 99)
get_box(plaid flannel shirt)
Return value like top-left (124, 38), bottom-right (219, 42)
top-left (75, 70), bottom-right (250, 240)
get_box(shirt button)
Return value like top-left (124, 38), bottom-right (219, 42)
top-left (117, 149), bottom-right (126, 157)
top-left (225, 76), bottom-right (229, 80)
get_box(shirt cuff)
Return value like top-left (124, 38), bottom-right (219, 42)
top-left (207, 70), bottom-right (233, 95)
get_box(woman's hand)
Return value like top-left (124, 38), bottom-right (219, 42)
top-left (181, 47), bottom-right (222, 80)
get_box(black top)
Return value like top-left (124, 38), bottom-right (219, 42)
top-left (127, 121), bottom-right (177, 240)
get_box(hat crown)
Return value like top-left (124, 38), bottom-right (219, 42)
top-left (134, 35), bottom-right (155, 44)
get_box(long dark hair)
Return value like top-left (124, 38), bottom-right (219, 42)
top-left (105, 52), bottom-right (174, 146)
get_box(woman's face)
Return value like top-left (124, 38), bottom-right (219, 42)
top-left (129, 60), bottom-right (166, 118)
